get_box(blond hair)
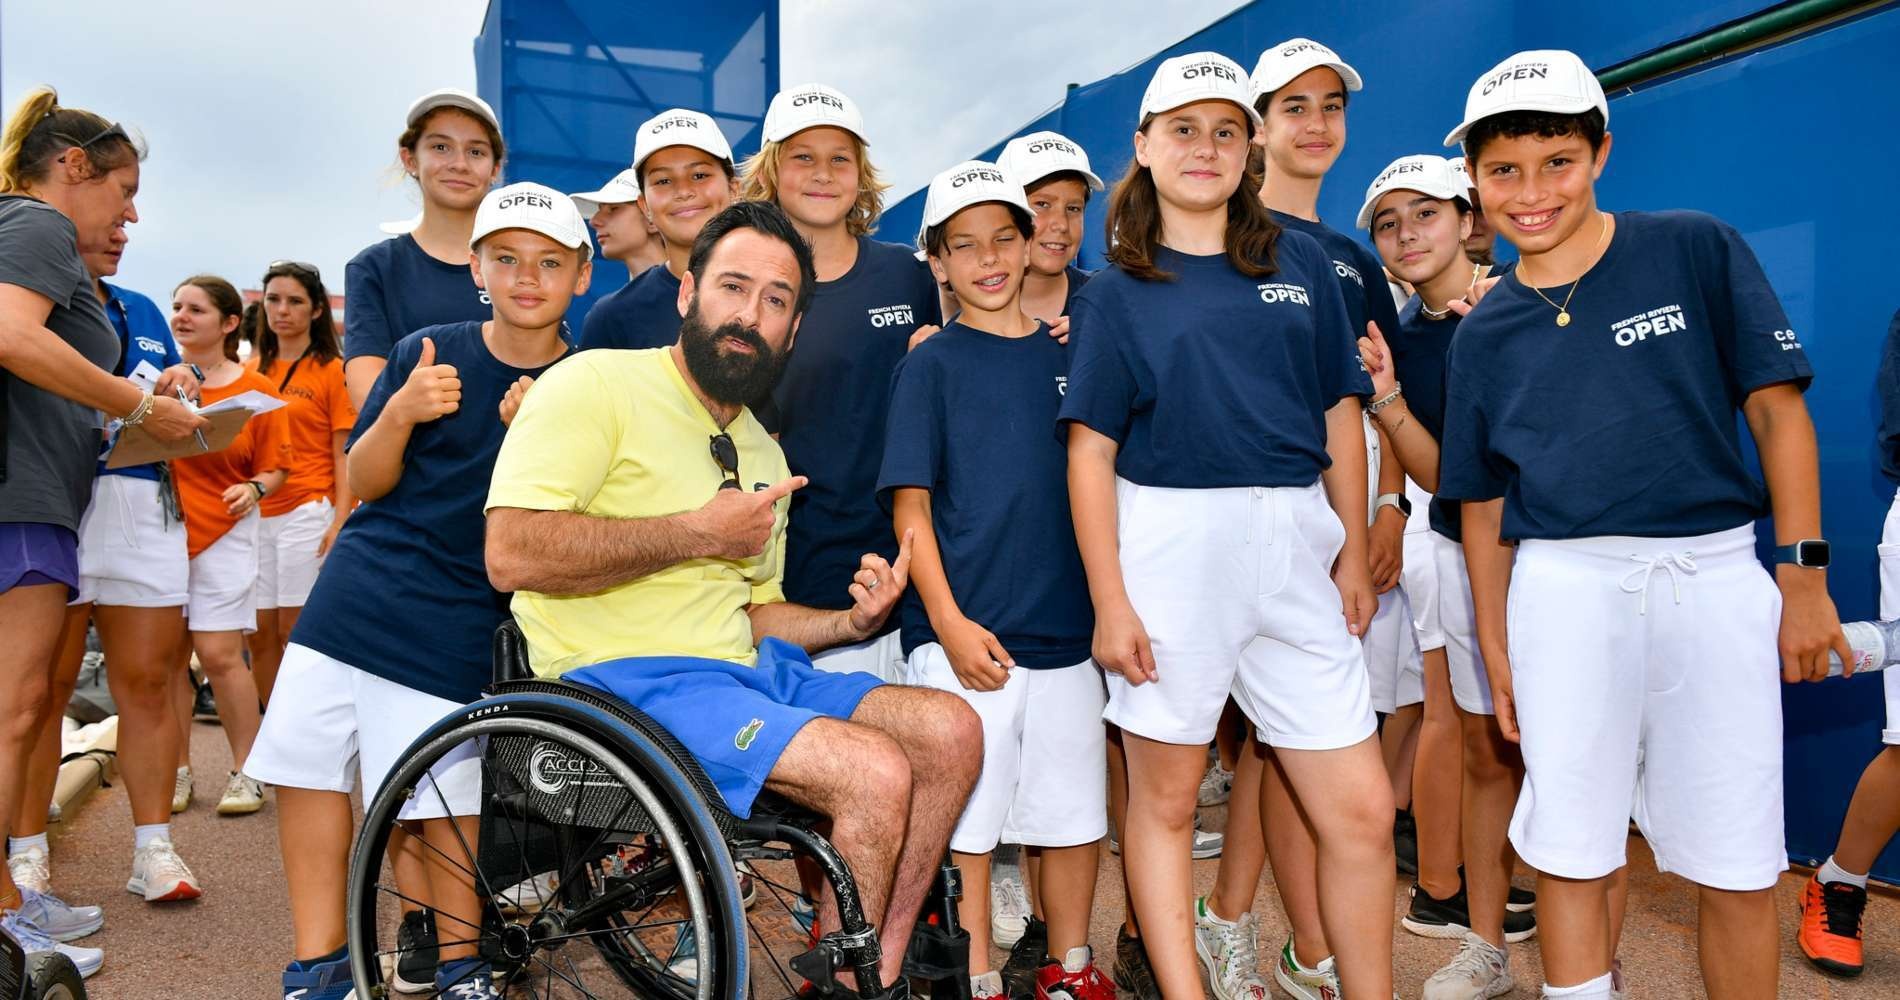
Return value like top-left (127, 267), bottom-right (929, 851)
top-left (0, 86), bottom-right (141, 193)
top-left (740, 134), bottom-right (888, 237)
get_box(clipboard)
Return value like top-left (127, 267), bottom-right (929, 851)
top-left (104, 392), bottom-right (285, 468)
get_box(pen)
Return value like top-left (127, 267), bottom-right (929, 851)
top-left (175, 386), bottom-right (209, 452)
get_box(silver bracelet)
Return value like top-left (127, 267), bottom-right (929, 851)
top-left (1368, 383), bottom-right (1404, 414)
top-left (121, 390), bottom-right (156, 427)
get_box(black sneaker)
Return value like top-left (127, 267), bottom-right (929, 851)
top-left (192, 680), bottom-right (218, 722)
top-left (1394, 809), bottom-right (1418, 877)
top-left (1001, 915), bottom-right (1047, 998)
top-left (1507, 883), bottom-right (1535, 912)
top-left (393, 908), bottom-right (438, 994)
top-left (1400, 880), bottom-right (1470, 940)
top-left (1111, 926), bottom-right (1162, 1000)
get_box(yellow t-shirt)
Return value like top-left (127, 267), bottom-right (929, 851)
top-left (484, 347), bottom-right (791, 677)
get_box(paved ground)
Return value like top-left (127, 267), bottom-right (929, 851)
top-left (43, 721), bottom-right (1900, 998)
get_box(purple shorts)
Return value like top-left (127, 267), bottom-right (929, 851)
top-left (0, 523), bottom-right (79, 600)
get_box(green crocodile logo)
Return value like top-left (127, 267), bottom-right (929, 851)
top-left (735, 718), bottom-right (765, 751)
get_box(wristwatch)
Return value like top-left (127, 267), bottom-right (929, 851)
top-left (1374, 493), bottom-right (1412, 518)
top-left (1772, 539), bottom-right (1830, 569)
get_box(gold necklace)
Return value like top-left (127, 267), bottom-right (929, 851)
top-left (1521, 212), bottom-right (1609, 327)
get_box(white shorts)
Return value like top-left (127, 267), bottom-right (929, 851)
top-left (1506, 525), bottom-right (1787, 891)
top-left (905, 644), bottom-right (1108, 853)
top-left (187, 514), bottom-right (260, 633)
top-left (809, 628), bottom-right (904, 682)
top-left (244, 643), bottom-right (480, 820)
top-left (1434, 531), bottom-right (1496, 716)
top-left (1109, 478), bottom-right (1376, 750)
top-left (1878, 488), bottom-right (1900, 744)
top-left (256, 498), bottom-right (332, 610)
top-left (1401, 521), bottom-right (1446, 652)
top-left (1365, 587), bottom-right (1422, 714)
top-left (73, 475), bottom-right (188, 607)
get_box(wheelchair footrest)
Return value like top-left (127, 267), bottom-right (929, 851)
top-left (900, 916), bottom-right (970, 981)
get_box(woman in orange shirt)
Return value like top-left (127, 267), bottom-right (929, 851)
top-left (170, 275), bottom-right (289, 814)
top-left (246, 262), bottom-right (353, 703)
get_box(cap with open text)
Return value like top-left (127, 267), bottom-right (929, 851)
top-left (570, 168), bottom-right (642, 216)
top-left (916, 160), bottom-right (1032, 249)
top-left (405, 88), bottom-right (500, 133)
top-left (1357, 155), bottom-right (1465, 229)
top-left (1248, 38), bottom-right (1364, 104)
top-left (1447, 156), bottom-right (1477, 195)
top-left (632, 109), bottom-right (735, 174)
top-left (998, 131), bottom-right (1104, 193)
top-left (1444, 49), bottom-right (1608, 147)
top-left (1140, 52), bottom-right (1262, 130)
top-left (471, 182), bottom-right (593, 261)
top-left (762, 83), bottom-right (868, 144)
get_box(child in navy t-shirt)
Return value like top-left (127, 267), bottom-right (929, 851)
top-left (245, 183), bottom-right (590, 1000)
top-left (878, 162), bottom-right (1110, 999)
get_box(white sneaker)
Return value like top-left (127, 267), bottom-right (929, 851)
top-left (1272, 935), bottom-right (1340, 1000)
top-left (1, 907), bottom-right (102, 979)
top-left (495, 871), bottom-right (560, 914)
top-left (127, 838), bottom-right (202, 902)
top-left (1422, 932), bottom-right (1513, 1000)
top-left (8, 844), bottom-right (50, 895)
top-left (172, 766), bottom-right (193, 814)
top-left (971, 969), bottom-right (1005, 998)
top-left (1192, 825), bottom-right (1225, 860)
top-left (991, 871), bottom-right (1031, 948)
top-left (1193, 896), bottom-right (1270, 1000)
top-left (1199, 761), bottom-right (1235, 807)
top-left (217, 772), bottom-right (265, 815)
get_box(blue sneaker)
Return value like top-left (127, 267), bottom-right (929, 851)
top-left (1, 908), bottom-right (103, 979)
top-left (16, 888), bottom-right (102, 942)
top-left (435, 957), bottom-right (502, 998)
top-left (282, 950), bottom-right (355, 1000)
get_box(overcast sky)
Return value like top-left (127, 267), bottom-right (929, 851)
top-left (2, 0), bottom-right (1235, 302)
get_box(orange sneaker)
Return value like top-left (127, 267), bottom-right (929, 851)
top-left (1798, 874), bottom-right (1866, 977)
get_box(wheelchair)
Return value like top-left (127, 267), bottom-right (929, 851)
top-left (344, 621), bottom-right (972, 999)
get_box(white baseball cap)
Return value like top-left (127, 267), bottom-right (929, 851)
top-left (1140, 52), bottom-right (1261, 130)
top-left (406, 88), bottom-right (500, 134)
top-left (998, 131), bottom-right (1104, 193)
top-left (916, 160), bottom-right (1032, 249)
top-left (471, 182), bottom-right (592, 261)
top-left (1356, 155), bottom-right (1465, 229)
top-left (1248, 38), bottom-right (1363, 104)
top-left (1446, 156), bottom-right (1476, 195)
top-left (570, 168), bottom-right (642, 216)
top-left (1444, 49), bottom-right (1608, 147)
top-left (762, 83), bottom-right (868, 144)
top-left (631, 109), bottom-right (734, 175)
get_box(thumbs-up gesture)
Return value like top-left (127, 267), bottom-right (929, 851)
top-left (498, 375), bottom-right (534, 427)
top-left (692, 475), bottom-right (806, 560)
top-left (388, 336), bottom-right (461, 427)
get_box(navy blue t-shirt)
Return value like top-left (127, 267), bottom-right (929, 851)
top-left (343, 235), bottom-right (492, 364)
top-left (1438, 210), bottom-right (1812, 541)
top-left (1387, 296), bottom-right (1462, 541)
top-left (876, 321), bottom-right (1093, 668)
top-left (1878, 309), bottom-right (1900, 485)
top-left (1060, 265), bottom-right (1091, 315)
top-left (1058, 235), bottom-right (1371, 488)
top-left (577, 263), bottom-right (682, 351)
top-left (98, 282), bottom-right (181, 482)
top-left (1271, 211), bottom-right (1402, 343)
top-left (291, 321), bottom-right (570, 703)
top-left (764, 237), bottom-right (942, 613)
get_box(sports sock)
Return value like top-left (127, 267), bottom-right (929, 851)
top-left (289, 944), bottom-right (347, 971)
top-left (133, 823), bottom-right (170, 851)
top-left (8, 833), bottom-right (49, 857)
top-left (1818, 855), bottom-right (1869, 889)
top-left (1544, 971), bottom-right (1614, 997)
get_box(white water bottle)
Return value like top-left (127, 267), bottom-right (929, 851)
top-left (1828, 619), bottom-right (1900, 676)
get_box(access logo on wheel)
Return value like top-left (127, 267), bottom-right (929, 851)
top-left (528, 742), bottom-right (616, 794)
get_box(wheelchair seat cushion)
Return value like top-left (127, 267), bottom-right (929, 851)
top-left (564, 637), bottom-right (883, 818)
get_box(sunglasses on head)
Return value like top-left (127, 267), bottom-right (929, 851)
top-left (57, 121), bottom-right (130, 151)
top-left (709, 433), bottom-right (741, 491)
top-left (267, 260), bottom-right (323, 281)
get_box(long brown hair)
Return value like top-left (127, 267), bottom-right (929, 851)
top-left (254, 262), bottom-right (341, 373)
top-left (0, 86), bottom-right (143, 193)
top-left (175, 275), bottom-right (246, 363)
top-left (1104, 113), bottom-right (1280, 282)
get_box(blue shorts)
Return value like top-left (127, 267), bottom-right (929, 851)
top-left (566, 637), bottom-right (883, 818)
top-left (0, 522), bottom-right (78, 600)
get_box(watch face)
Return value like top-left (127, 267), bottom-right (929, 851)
top-left (1799, 539), bottom-right (1831, 567)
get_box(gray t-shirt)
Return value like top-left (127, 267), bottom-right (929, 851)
top-left (0, 196), bottom-right (117, 530)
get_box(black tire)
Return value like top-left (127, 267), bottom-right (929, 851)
top-left (347, 691), bottom-right (747, 998)
top-left (23, 954), bottom-right (83, 1000)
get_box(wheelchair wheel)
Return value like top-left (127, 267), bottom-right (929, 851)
top-left (347, 692), bottom-right (747, 999)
